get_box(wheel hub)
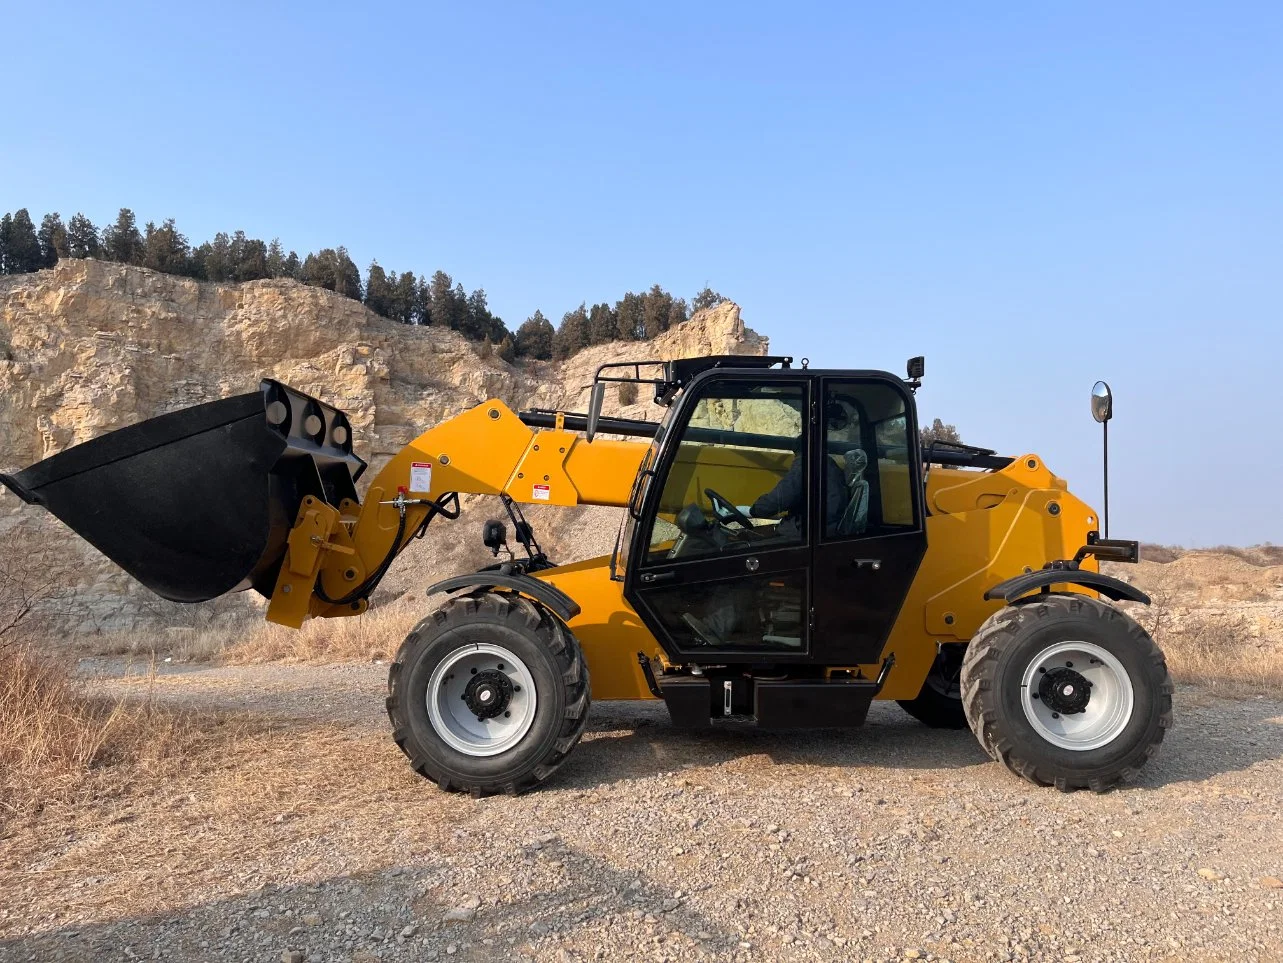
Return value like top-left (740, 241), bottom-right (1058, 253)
top-left (464, 670), bottom-right (514, 720)
top-left (1038, 666), bottom-right (1091, 715)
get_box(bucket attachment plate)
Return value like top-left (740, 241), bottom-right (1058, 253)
top-left (0, 380), bottom-right (366, 603)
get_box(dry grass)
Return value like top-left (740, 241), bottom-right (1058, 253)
top-left (0, 644), bottom-right (209, 821)
top-left (219, 597), bottom-right (423, 665)
top-left (1142, 541), bottom-right (1283, 567)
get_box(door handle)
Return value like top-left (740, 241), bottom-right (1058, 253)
top-left (640, 571), bottom-right (678, 584)
top-left (851, 558), bottom-right (882, 571)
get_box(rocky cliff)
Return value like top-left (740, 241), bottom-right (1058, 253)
top-left (0, 260), bottom-right (768, 631)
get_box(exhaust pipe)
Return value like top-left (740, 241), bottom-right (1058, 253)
top-left (0, 380), bottom-right (365, 604)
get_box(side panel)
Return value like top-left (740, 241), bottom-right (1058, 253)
top-left (538, 555), bottom-right (661, 701)
top-left (863, 454), bottom-right (1102, 700)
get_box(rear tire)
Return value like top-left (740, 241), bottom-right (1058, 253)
top-left (386, 591), bottom-right (590, 796)
top-left (960, 593), bottom-right (1172, 792)
top-left (897, 644), bottom-right (968, 729)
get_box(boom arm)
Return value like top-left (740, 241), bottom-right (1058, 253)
top-left (266, 400), bottom-right (648, 627)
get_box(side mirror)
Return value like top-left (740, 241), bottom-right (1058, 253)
top-left (586, 382), bottom-right (606, 442)
top-left (1091, 381), bottom-right (1113, 423)
top-left (482, 519), bottom-right (508, 556)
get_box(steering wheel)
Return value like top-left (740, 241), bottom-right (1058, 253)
top-left (704, 488), bottom-right (755, 530)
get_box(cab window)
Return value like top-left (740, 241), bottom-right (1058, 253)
top-left (641, 382), bottom-right (807, 563)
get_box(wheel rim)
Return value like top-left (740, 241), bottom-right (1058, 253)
top-left (427, 642), bottom-right (538, 757)
top-left (1019, 640), bottom-right (1134, 751)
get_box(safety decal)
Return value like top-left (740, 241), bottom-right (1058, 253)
top-left (533, 484), bottom-right (551, 501)
top-left (410, 461), bottom-right (433, 493)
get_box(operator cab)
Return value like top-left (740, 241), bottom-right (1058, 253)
top-left (608, 359), bottom-right (927, 671)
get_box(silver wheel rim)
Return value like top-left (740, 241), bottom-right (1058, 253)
top-left (427, 642), bottom-right (537, 757)
top-left (1019, 641), bottom-right (1134, 751)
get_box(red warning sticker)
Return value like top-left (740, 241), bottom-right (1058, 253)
top-left (533, 484), bottom-right (551, 501)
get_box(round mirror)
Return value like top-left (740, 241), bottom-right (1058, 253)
top-left (1091, 381), bottom-right (1113, 423)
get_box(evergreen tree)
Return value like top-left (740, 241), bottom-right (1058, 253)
top-left (66, 213), bottom-right (100, 258)
top-left (142, 219), bottom-right (190, 274)
top-left (614, 291), bottom-right (644, 340)
top-left (587, 302), bottom-right (617, 345)
top-left (553, 303), bottom-right (589, 359)
top-left (497, 333), bottom-right (516, 363)
top-left (667, 296), bottom-right (688, 330)
top-left (692, 286), bottom-right (726, 312)
top-left (38, 213), bottom-right (69, 267)
top-left (515, 310), bottom-right (554, 360)
top-left (641, 284), bottom-right (674, 339)
top-left (282, 250), bottom-right (301, 279)
top-left (2, 210), bottom-right (43, 273)
top-left (201, 233), bottom-right (234, 281)
top-left (102, 208), bottom-right (144, 265)
top-left (427, 271), bottom-right (454, 325)
top-left (266, 238), bottom-right (286, 277)
top-left (392, 271), bottom-right (418, 324)
top-left (365, 262), bottom-right (393, 317)
top-left (920, 418), bottom-right (962, 449)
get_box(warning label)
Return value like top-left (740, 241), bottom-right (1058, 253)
top-left (532, 484), bottom-right (551, 501)
top-left (410, 461), bottom-right (433, 493)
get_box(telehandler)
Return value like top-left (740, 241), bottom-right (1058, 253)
top-left (1, 355), bottom-right (1171, 795)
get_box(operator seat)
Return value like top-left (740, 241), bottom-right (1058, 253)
top-left (836, 449), bottom-right (870, 536)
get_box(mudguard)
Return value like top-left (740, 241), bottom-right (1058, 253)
top-left (984, 570), bottom-right (1151, 605)
top-left (427, 572), bottom-right (582, 622)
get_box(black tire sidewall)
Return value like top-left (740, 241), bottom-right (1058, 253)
top-left (991, 604), bottom-right (1164, 778)
top-left (401, 614), bottom-right (568, 787)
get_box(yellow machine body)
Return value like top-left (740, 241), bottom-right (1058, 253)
top-left (265, 397), bottom-right (1101, 705)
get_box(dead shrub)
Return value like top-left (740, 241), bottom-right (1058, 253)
top-left (1158, 610), bottom-right (1280, 697)
top-left (0, 645), bottom-right (202, 819)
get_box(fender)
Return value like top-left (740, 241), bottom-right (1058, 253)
top-left (426, 572), bottom-right (582, 623)
top-left (984, 569), bottom-right (1150, 605)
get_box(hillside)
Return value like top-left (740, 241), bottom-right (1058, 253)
top-left (0, 260), bottom-right (768, 631)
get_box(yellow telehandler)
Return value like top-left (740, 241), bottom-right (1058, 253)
top-left (1, 355), bottom-right (1170, 794)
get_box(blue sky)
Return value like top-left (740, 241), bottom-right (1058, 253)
top-left (3, 2), bottom-right (1279, 546)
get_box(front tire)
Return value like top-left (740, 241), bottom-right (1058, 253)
top-left (960, 594), bottom-right (1172, 792)
top-left (386, 591), bottom-right (590, 796)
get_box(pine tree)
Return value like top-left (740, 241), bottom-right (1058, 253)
top-left (393, 272), bottom-right (418, 323)
top-left (427, 271), bottom-right (454, 325)
top-left (102, 208), bottom-right (144, 265)
top-left (202, 233), bottom-right (234, 281)
top-left (37, 213), bottom-right (68, 267)
top-left (497, 333), bottom-right (516, 363)
top-left (66, 213), bottom-right (100, 258)
top-left (0, 214), bottom-right (11, 274)
top-left (614, 291), bottom-right (644, 340)
top-left (692, 286), bottom-right (726, 312)
top-left (554, 303), bottom-right (589, 359)
top-left (266, 239), bottom-right (285, 277)
top-left (142, 219), bottom-right (190, 274)
top-left (587, 302), bottom-right (617, 345)
top-left (282, 250), bottom-right (301, 279)
top-left (515, 310), bottom-right (554, 360)
top-left (641, 284), bottom-right (673, 339)
top-left (2, 210), bottom-right (42, 273)
top-left (365, 262), bottom-right (392, 317)
top-left (667, 297), bottom-right (688, 330)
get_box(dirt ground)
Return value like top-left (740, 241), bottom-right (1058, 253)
top-left (1, 660), bottom-right (1281, 963)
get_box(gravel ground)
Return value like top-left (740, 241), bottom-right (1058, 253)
top-left (2, 661), bottom-right (1282, 963)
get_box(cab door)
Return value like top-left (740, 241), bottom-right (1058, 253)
top-left (624, 373), bottom-right (814, 663)
top-left (809, 375), bottom-right (927, 665)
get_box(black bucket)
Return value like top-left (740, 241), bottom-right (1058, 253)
top-left (0, 379), bottom-right (366, 603)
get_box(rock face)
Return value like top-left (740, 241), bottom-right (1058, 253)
top-left (0, 260), bottom-right (767, 630)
